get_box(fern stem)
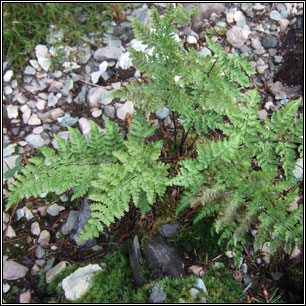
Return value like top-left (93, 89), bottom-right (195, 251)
top-left (169, 111), bottom-right (177, 151)
top-left (207, 58), bottom-right (218, 78)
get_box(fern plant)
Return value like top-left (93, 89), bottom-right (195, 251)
top-left (5, 3), bottom-right (303, 256)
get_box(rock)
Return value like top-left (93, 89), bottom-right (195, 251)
top-left (3, 283), bottom-right (10, 294)
top-left (261, 242), bottom-right (271, 264)
top-left (193, 278), bottom-right (208, 294)
top-left (4, 85), bottom-right (13, 95)
top-left (61, 211), bottom-right (79, 235)
top-left (293, 158), bottom-right (303, 179)
top-left (270, 10), bottom-right (282, 21)
top-left (92, 109), bottom-right (102, 118)
top-left (226, 26), bottom-right (250, 49)
top-left (28, 114), bottom-right (42, 125)
top-left (49, 81), bottom-right (63, 93)
top-left (78, 117), bottom-right (91, 135)
top-left (117, 52), bottom-right (133, 70)
top-left (62, 264), bottom-right (102, 301)
top-left (100, 90), bottom-right (114, 105)
top-left (87, 87), bottom-right (107, 108)
top-left (188, 265), bottom-right (205, 277)
top-left (91, 71), bottom-right (102, 84)
top-left (19, 290), bottom-right (31, 303)
top-left (290, 245), bottom-right (301, 260)
top-left (226, 12), bottom-right (234, 23)
top-left (278, 18), bottom-right (289, 31)
top-left (187, 35), bottom-right (197, 44)
top-left (189, 288), bottom-right (200, 299)
top-left (3, 155), bottom-right (19, 171)
top-left (94, 45), bottom-right (122, 61)
top-left (192, 3), bottom-right (225, 31)
top-left (78, 45), bottom-right (92, 64)
top-left (5, 225), bottom-right (16, 238)
top-left (38, 230), bottom-right (50, 248)
top-left (265, 101), bottom-right (277, 111)
top-left (269, 81), bottom-right (285, 96)
top-left (31, 222), bottom-right (41, 236)
top-left (4, 70), bottom-right (14, 82)
top-left (59, 114), bottom-right (78, 127)
top-left (47, 203), bottom-right (65, 216)
top-left (225, 250), bottom-right (235, 258)
top-left (15, 93), bottom-right (28, 104)
top-left (38, 108), bottom-right (65, 123)
top-left (143, 236), bottom-right (185, 279)
top-left (257, 65), bottom-right (268, 74)
top-left (47, 93), bottom-right (58, 107)
top-left (251, 38), bottom-right (262, 49)
top-left (35, 246), bottom-right (45, 259)
top-left (36, 99), bottom-right (46, 111)
top-left (24, 66), bottom-right (36, 75)
top-left (117, 101), bottom-right (135, 120)
top-left (233, 11), bottom-right (246, 22)
top-left (35, 44), bottom-right (49, 58)
top-left (160, 223), bottom-right (180, 237)
top-left (155, 107), bottom-right (170, 120)
top-left (6, 104), bottom-right (19, 119)
top-left (70, 199), bottom-right (97, 248)
top-left (198, 47), bottom-right (211, 57)
top-left (129, 235), bottom-right (146, 286)
top-left (272, 272), bottom-right (284, 281)
top-left (3, 143), bottom-right (17, 157)
top-left (25, 134), bottom-right (45, 148)
top-left (31, 264), bottom-right (40, 276)
top-left (148, 282), bottom-right (167, 303)
top-left (262, 35), bottom-right (278, 49)
top-left (46, 261), bottom-right (68, 284)
top-left (3, 260), bottom-right (29, 280)
top-left (33, 126), bottom-right (44, 134)
top-left (104, 105), bottom-right (115, 118)
top-left (22, 109), bottom-right (32, 124)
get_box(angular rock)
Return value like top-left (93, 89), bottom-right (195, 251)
top-left (269, 81), bottom-right (285, 96)
top-left (117, 101), bottom-right (135, 120)
top-left (192, 3), bottom-right (225, 31)
top-left (143, 236), bottom-right (185, 279)
top-left (47, 203), bottom-right (65, 216)
top-left (19, 290), bottom-right (31, 303)
top-left (129, 235), bottom-right (146, 286)
top-left (28, 114), bottom-right (41, 125)
top-left (155, 107), bottom-right (170, 120)
top-left (117, 52), bottom-right (133, 70)
top-left (3, 260), bottom-right (29, 280)
top-left (262, 35), bottom-right (278, 49)
top-left (25, 134), bottom-right (45, 148)
top-left (38, 108), bottom-right (65, 123)
top-left (189, 288), bottom-right (200, 299)
top-left (94, 45), bottom-right (122, 61)
top-left (46, 261), bottom-right (68, 284)
top-left (78, 117), bottom-right (91, 135)
top-left (31, 222), bottom-right (41, 236)
top-left (70, 199), bottom-right (97, 248)
top-left (49, 81), bottom-right (63, 93)
top-left (62, 264), bottom-right (102, 301)
top-left (148, 282), bottom-right (167, 303)
top-left (160, 223), bottom-right (180, 237)
top-left (188, 265), bottom-right (204, 277)
top-left (38, 230), bottom-right (50, 248)
top-left (4, 70), bottom-right (14, 82)
top-left (35, 245), bottom-right (45, 259)
top-left (87, 87), bottom-right (107, 108)
top-left (194, 278), bottom-right (208, 294)
top-left (104, 105), bottom-right (115, 118)
top-left (226, 26), bottom-right (250, 49)
top-left (91, 109), bottom-right (102, 118)
top-left (270, 10), bottom-right (281, 21)
top-left (187, 35), bottom-right (197, 44)
top-left (47, 93), bottom-right (58, 107)
top-left (293, 158), bottom-right (303, 179)
top-left (5, 225), bottom-right (16, 238)
top-left (6, 105), bottom-right (19, 119)
top-left (61, 211), bottom-right (79, 235)
top-left (35, 44), bottom-right (49, 58)
top-left (24, 66), bottom-right (36, 75)
top-left (3, 143), bottom-right (17, 158)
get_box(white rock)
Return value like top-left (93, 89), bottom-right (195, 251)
top-left (79, 117), bottom-right (91, 134)
top-left (30, 60), bottom-right (41, 70)
top-left (226, 26), bottom-right (250, 49)
top-left (3, 212), bottom-right (10, 224)
top-left (49, 80), bottom-right (63, 93)
top-left (187, 35), bottom-right (197, 44)
top-left (226, 12), bottom-right (234, 23)
top-left (233, 11), bottom-right (245, 22)
top-left (3, 283), bottom-right (10, 294)
top-left (4, 155), bottom-right (19, 169)
top-left (36, 99), bottom-right (46, 110)
top-left (6, 105), bottom-right (19, 119)
top-left (225, 250), bottom-right (235, 258)
top-left (278, 19), bottom-right (290, 31)
top-left (117, 52), bottom-right (133, 70)
top-left (117, 101), bottom-right (135, 120)
top-left (48, 93), bottom-right (58, 107)
top-left (251, 38), bottom-right (262, 49)
top-left (16, 208), bottom-right (25, 220)
top-left (62, 264), bottom-right (103, 301)
top-left (290, 245), bottom-right (301, 259)
top-left (31, 222), bottom-right (41, 236)
top-left (4, 86), bottom-right (13, 95)
top-left (24, 66), bottom-right (36, 75)
top-left (28, 114), bottom-right (42, 125)
top-left (33, 126), bottom-right (44, 134)
top-left (4, 70), bottom-right (14, 82)
top-left (293, 158), bottom-right (303, 179)
top-left (15, 93), bottom-right (28, 104)
top-left (23, 207), bottom-right (34, 220)
top-left (38, 57), bottom-right (52, 72)
top-left (257, 65), bottom-right (268, 74)
top-left (261, 242), bottom-right (271, 264)
top-left (46, 261), bottom-right (68, 284)
top-left (91, 71), bottom-right (102, 84)
top-left (5, 225), bottom-right (16, 238)
top-left (35, 44), bottom-right (49, 59)
top-left (253, 3), bottom-right (266, 10)
top-left (99, 61), bottom-right (108, 72)
top-left (91, 109), bottom-right (102, 118)
top-left (270, 10), bottom-right (281, 21)
top-left (22, 110), bottom-right (32, 124)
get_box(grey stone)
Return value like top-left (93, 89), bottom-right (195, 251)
top-left (35, 245), bottom-right (45, 259)
top-left (62, 264), bottom-right (102, 301)
top-left (3, 143), bottom-right (17, 158)
top-left (46, 261), bottom-right (68, 284)
top-left (155, 107), bottom-right (170, 120)
top-left (117, 52), bottom-right (133, 70)
top-left (87, 87), bottom-right (106, 108)
top-left (3, 261), bottom-right (29, 280)
top-left (47, 203), bottom-right (65, 216)
top-left (148, 282), bottom-right (167, 303)
top-left (226, 26), bottom-right (250, 49)
top-left (49, 81), bottom-right (63, 93)
top-left (262, 35), bottom-right (278, 49)
top-left (4, 86), bottom-right (13, 95)
top-left (189, 288), bottom-right (200, 299)
top-left (94, 45), bottom-right (122, 61)
top-left (130, 4), bottom-right (151, 27)
top-left (24, 66), bottom-right (36, 75)
top-left (129, 235), bottom-right (146, 286)
top-left (3, 283), bottom-right (10, 294)
top-left (47, 93), bottom-right (58, 107)
top-left (192, 3), bottom-right (225, 31)
top-left (28, 114), bottom-right (41, 125)
top-left (4, 70), bottom-right (14, 82)
top-left (100, 90), bottom-right (114, 105)
top-left (269, 81), bottom-right (285, 96)
top-left (70, 199), bottom-right (97, 248)
top-left (293, 158), bottom-right (303, 179)
top-left (38, 108), bottom-right (65, 123)
top-left (193, 278), bottom-right (208, 294)
top-left (61, 211), bottom-right (79, 235)
top-left (25, 134), bottom-right (45, 148)
top-left (104, 105), bottom-right (115, 118)
top-left (272, 272), bottom-right (284, 281)
top-left (117, 101), bottom-right (135, 120)
top-left (160, 223), bottom-right (180, 237)
top-left (143, 236), bottom-right (185, 279)
top-left (270, 10), bottom-right (282, 21)
top-left (5, 225), bottom-right (16, 238)
top-left (31, 221), bottom-right (41, 236)
top-left (78, 45), bottom-right (91, 64)
top-left (78, 117), bottom-right (91, 135)
top-left (38, 230), bottom-right (50, 248)
top-left (59, 114), bottom-right (78, 127)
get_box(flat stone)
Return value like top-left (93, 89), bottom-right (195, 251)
top-left (3, 283), bottom-right (10, 294)
top-left (257, 65), bottom-right (268, 74)
top-left (189, 288), bottom-right (200, 299)
top-left (148, 282), bottom-right (167, 303)
top-left (49, 81), bottom-right (63, 93)
top-left (5, 225), bottom-right (16, 238)
top-left (28, 114), bottom-right (42, 125)
top-left (78, 117), bottom-right (91, 135)
top-left (262, 35), bottom-right (278, 49)
top-left (62, 264), bottom-right (102, 301)
top-left (3, 260), bottom-right (29, 280)
top-left (193, 278), bottom-right (208, 294)
top-left (155, 107), bottom-right (170, 120)
top-left (117, 52), bottom-right (133, 70)
top-left (270, 10), bottom-right (282, 21)
top-left (293, 158), bottom-right (303, 179)
top-left (104, 105), bottom-right (115, 118)
top-left (19, 290), bottom-right (31, 303)
top-left (25, 134), bottom-right (45, 148)
top-left (24, 66), bottom-right (36, 75)
top-left (47, 93), bottom-right (58, 107)
top-left (35, 245), bottom-right (45, 259)
top-left (47, 203), bottom-right (65, 216)
top-left (269, 81), bottom-right (285, 96)
top-left (143, 235), bottom-right (185, 279)
top-left (31, 222), bottom-right (41, 236)
top-left (61, 211), bottom-right (79, 235)
top-left (15, 93), bottom-right (28, 104)
top-left (251, 38), bottom-right (262, 49)
top-left (226, 26), bottom-right (250, 49)
top-left (100, 90), bottom-right (114, 105)
top-left (33, 126), bottom-right (44, 134)
top-left (35, 44), bottom-right (49, 58)
top-left (4, 86), bottom-right (13, 95)
top-left (3, 143), bottom-right (17, 157)
top-left (38, 57), bottom-right (52, 72)
top-left (46, 261), bottom-right (68, 284)
top-left (91, 109), bottom-right (102, 118)
top-left (160, 223), bottom-right (180, 237)
top-left (91, 71), bottom-right (102, 84)
top-left (87, 87), bottom-right (107, 108)
top-left (38, 108), bottom-right (65, 123)
top-left (4, 70), bottom-right (14, 82)
top-left (187, 35), bottom-right (197, 44)
top-left (38, 230), bottom-right (50, 248)
top-left (233, 11), bottom-right (246, 22)
top-left (117, 101), bottom-right (135, 120)
top-left (3, 155), bottom-right (19, 171)
top-left (94, 45), bottom-right (122, 61)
